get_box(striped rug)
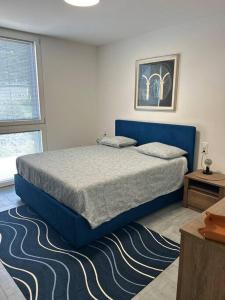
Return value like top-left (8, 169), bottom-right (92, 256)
top-left (0, 206), bottom-right (180, 300)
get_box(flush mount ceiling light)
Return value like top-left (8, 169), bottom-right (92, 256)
top-left (64, 0), bottom-right (100, 7)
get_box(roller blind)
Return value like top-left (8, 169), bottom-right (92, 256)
top-left (0, 37), bottom-right (41, 122)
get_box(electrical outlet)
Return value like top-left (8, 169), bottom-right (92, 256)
top-left (201, 142), bottom-right (209, 154)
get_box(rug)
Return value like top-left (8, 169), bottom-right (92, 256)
top-left (0, 206), bottom-right (180, 300)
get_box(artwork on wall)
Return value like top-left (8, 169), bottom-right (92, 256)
top-left (135, 54), bottom-right (179, 111)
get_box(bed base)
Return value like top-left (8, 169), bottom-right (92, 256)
top-left (15, 174), bottom-right (183, 249)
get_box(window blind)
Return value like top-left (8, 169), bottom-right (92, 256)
top-left (0, 37), bottom-right (40, 121)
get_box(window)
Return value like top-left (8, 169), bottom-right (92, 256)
top-left (0, 131), bottom-right (43, 184)
top-left (0, 30), bottom-right (46, 186)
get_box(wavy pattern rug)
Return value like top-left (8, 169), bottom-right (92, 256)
top-left (0, 206), bottom-right (180, 300)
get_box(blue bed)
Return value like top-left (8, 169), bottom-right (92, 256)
top-left (15, 120), bottom-right (196, 249)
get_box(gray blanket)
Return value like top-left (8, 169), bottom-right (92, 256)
top-left (16, 145), bottom-right (187, 228)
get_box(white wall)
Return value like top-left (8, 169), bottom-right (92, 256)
top-left (97, 16), bottom-right (225, 172)
top-left (41, 36), bottom-right (97, 150)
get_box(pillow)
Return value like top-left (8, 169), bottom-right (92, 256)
top-left (136, 142), bottom-right (187, 159)
top-left (98, 136), bottom-right (137, 148)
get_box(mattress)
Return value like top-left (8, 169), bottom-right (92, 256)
top-left (16, 145), bottom-right (187, 228)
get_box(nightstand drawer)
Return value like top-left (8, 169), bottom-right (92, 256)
top-left (188, 189), bottom-right (219, 211)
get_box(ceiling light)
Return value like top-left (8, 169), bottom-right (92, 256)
top-left (64, 0), bottom-right (100, 7)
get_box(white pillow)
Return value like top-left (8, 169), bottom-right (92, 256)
top-left (136, 142), bottom-right (187, 159)
top-left (98, 136), bottom-right (137, 148)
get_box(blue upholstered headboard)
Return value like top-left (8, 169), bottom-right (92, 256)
top-left (115, 120), bottom-right (196, 172)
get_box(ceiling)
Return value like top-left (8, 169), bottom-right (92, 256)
top-left (0, 0), bottom-right (225, 46)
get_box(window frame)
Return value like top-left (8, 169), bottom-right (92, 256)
top-left (0, 124), bottom-right (47, 150)
top-left (0, 125), bottom-right (47, 187)
top-left (0, 29), bottom-right (47, 186)
top-left (0, 29), bottom-right (46, 127)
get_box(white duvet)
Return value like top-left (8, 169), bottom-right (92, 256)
top-left (16, 145), bottom-right (187, 228)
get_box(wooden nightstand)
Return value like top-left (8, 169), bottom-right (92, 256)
top-left (183, 170), bottom-right (225, 211)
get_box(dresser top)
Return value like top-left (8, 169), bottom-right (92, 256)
top-left (181, 197), bottom-right (225, 242)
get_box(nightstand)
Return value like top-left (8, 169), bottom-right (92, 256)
top-left (183, 170), bottom-right (225, 211)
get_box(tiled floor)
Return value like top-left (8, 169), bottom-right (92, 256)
top-left (0, 186), bottom-right (199, 300)
top-left (0, 186), bottom-right (23, 213)
top-left (134, 203), bottom-right (199, 299)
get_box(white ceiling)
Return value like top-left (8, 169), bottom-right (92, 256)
top-left (0, 0), bottom-right (225, 46)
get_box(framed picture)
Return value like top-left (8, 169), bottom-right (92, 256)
top-left (135, 54), bottom-right (179, 111)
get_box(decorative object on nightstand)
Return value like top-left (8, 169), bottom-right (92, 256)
top-left (183, 170), bottom-right (225, 211)
top-left (201, 143), bottom-right (213, 175)
top-left (203, 158), bottom-right (213, 175)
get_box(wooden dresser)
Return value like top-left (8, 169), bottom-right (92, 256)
top-left (177, 198), bottom-right (225, 300)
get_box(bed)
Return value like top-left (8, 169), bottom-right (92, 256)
top-left (15, 120), bottom-right (196, 248)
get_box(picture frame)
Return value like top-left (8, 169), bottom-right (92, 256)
top-left (135, 54), bottom-right (179, 111)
